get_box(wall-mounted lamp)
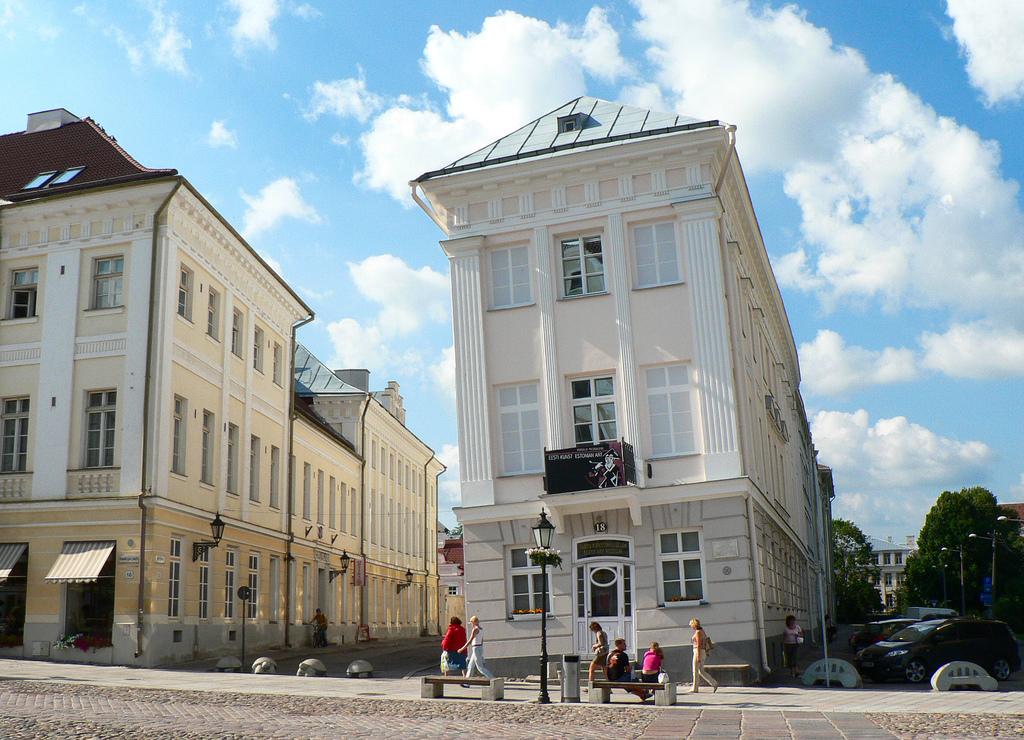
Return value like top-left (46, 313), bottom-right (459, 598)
top-left (304, 525), bottom-right (314, 537)
top-left (192, 513), bottom-right (226, 561)
top-left (396, 568), bottom-right (413, 592)
top-left (329, 551), bottom-right (351, 583)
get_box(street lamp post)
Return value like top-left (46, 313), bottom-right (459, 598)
top-left (968, 531), bottom-right (996, 617)
top-left (940, 562), bottom-right (947, 608)
top-left (532, 509), bottom-right (555, 705)
top-left (940, 547), bottom-right (966, 616)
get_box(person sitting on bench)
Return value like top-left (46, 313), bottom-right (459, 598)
top-left (607, 638), bottom-right (648, 701)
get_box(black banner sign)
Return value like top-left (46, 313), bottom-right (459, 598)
top-left (543, 441), bottom-right (636, 495)
top-left (576, 539), bottom-right (631, 560)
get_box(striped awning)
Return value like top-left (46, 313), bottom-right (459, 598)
top-left (0, 543), bottom-right (27, 584)
top-left (44, 541), bottom-right (115, 583)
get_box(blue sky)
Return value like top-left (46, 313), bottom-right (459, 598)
top-left (3, 0), bottom-right (1022, 538)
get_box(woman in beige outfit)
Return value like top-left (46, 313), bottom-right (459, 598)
top-left (689, 618), bottom-right (719, 693)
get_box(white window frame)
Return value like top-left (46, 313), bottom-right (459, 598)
top-left (177, 264), bottom-right (193, 320)
top-left (198, 547), bottom-right (210, 619)
top-left (206, 288), bottom-right (220, 340)
top-left (226, 423), bottom-right (239, 494)
top-left (231, 308), bottom-right (244, 358)
top-left (508, 547), bottom-right (550, 614)
top-left (84, 389), bottom-right (116, 468)
top-left (329, 476), bottom-right (337, 530)
top-left (249, 435), bottom-right (261, 502)
top-left (168, 537), bottom-right (182, 618)
top-left (269, 556), bottom-right (280, 623)
top-left (497, 383), bottom-right (542, 475)
top-left (316, 469), bottom-right (324, 524)
top-left (172, 395), bottom-right (187, 475)
top-left (269, 445), bottom-right (280, 509)
top-left (253, 325), bottom-right (264, 372)
top-left (560, 235), bottom-right (605, 298)
top-left (224, 549), bottom-right (236, 618)
top-left (302, 462), bottom-right (312, 520)
top-left (656, 528), bottom-right (706, 606)
top-left (9, 267), bottom-right (39, 319)
top-left (92, 256), bottom-right (124, 309)
top-left (570, 375), bottom-right (617, 445)
top-left (632, 221), bottom-right (681, 288)
top-left (1, 397), bottom-right (30, 473)
top-left (247, 552), bottom-right (259, 619)
top-left (201, 410), bottom-right (215, 484)
top-left (272, 342), bottom-right (283, 385)
top-left (645, 364), bottom-right (698, 458)
top-left (489, 245), bottom-right (532, 309)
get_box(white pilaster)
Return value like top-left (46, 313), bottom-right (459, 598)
top-left (33, 249), bottom-right (79, 498)
top-left (153, 235), bottom-right (178, 501)
top-left (605, 213), bottom-right (644, 486)
top-left (218, 291), bottom-right (233, 514)
top-left (532, 226), bottom-right (564, 448)
top-left (677, 204), bottom-right (741, 480)
top-left (119, 236), bottom-right (153, 495)
top-left (441, 236), bottom-right (494, 507)
top-left (240, 300), bottom-right (255, 521)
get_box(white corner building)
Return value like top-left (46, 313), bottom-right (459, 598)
top-left (412, 98), bottom-right (834, 682)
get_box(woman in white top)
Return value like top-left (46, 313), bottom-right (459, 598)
top-left (461, 615), bottom-right (495, 679)
top-left (689, 618), bottom-right (719, 693)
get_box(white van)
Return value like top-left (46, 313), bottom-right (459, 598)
top-left (904, 606), bottom-right (958, 620)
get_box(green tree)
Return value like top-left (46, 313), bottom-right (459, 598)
top-left (831, 518), bottom-right (882, 622)
top-left (903, 487), bottom-right (1024, 624)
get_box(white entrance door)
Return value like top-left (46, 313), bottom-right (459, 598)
top-left (576, 563), bottom-right (633, 656)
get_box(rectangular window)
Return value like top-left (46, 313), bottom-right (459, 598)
top-left (269, 556), bottom-right (280, 622)
top-left (560, 235), bottom-right (604, 297)
top-left (657, 530), bottom-right (704, 604)
top-left (1, 397), bottom-right (30, 473)
top-left (168, 538), bottom-right (181, 618)
top-left (272, 342), bottom-right (283, 385)
top-left (92, 256), bottom-right (124, 309)
top-left (226, 423), bottom-right (239, 494)
top-left (206, 288), bottom-right (220, 340)
top-left (348, 486), bottom-right (357, 536)
top-left (247, 553), bottom-right (259, 619)
top-left (177, 265), bottom-right (193, 320)
top-left (508, 547), bottom-right (549, 613)
top-left (883, 553), bottom-right (891, 565)
top-left (884, 573), bottom-right (892, 586)
top-left (490, 246), bottom-right (531, 308)
top-left (498, 383), bottom-right (542, 474)
top-left (253, 326), bottom-right (264, 372)
top-left (224, 550), bottom-right (236, 618)
top-left (646, 365), bottom-right (696, 456)
top-left (269, 445), bottom-right (281, 508)
top-left (231, 308), bottom-right (244, 358)
top-left (633, 222), bottom-right (680, 288)
top-left (9, 268), bottom-right (38, 319)
top-left (198, 548), bottom-right (209, 619)
top-left (895, 553), bottom-right (903, 565)
top-left (302, 462), bottom-right (312, 520)
top-left (329, 476), bottom-right (337, 529)
top-left (201, 410), bottom-right (215, 484)
top-left (249, 435), bottom-right (261, 502)
top-left (316, 469), bottom-right (324, 524)
top-left (85, 390), bottom-right (116, 467)
top-left (571, 376), bottom-right (616, 444)
top-left (302, 564), bottom-right (311, 620)
top-left (171, 395), bottom-right (187, 474)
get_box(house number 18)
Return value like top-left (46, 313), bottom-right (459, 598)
top-left (594, 521), bottom-right (607, 533)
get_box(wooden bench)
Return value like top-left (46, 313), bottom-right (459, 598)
top-left (420, 675), bottom-right (504, 701)
top-left (588, 680), bottom-right (676, 706)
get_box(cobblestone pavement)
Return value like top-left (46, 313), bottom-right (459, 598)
top-left (17, 679), bottom-right (1024, 739)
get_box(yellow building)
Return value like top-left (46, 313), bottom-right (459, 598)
top-left (0, 108), bottom-right (441, 666)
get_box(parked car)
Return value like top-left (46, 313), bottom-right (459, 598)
top-left (848, 619), bottom-right (917, 651)
top-left (904, 606), bottom-right (958, 620)
top-left (855, 618), bottom-right (1021, 683)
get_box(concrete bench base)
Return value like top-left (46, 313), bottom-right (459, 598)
top-left (931, 661), bottom-right (997, 691)
top-left (588, 680), bottom-right (676, 706)
top-left (704, 663), bottom-right (753, 686)
top-left (421, 676), bottom-right (504, 701)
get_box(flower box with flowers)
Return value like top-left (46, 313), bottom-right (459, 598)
top-left (526, 547), bottom-right (562, 568)
top-left (53, 633), bottom-right (113, 652)
top-left (510, 609), bottom-right (549, 622)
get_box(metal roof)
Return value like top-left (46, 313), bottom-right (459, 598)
top-left (415, 96), bottom-right (719, 182)
top-left (294, 344), bottom-right (363, 396)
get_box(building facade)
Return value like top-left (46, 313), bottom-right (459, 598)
top-left (413, 98), bottom-right (834, 681)
top-left (869, 536), bottom-right (916, 610)
top-left (0, 109), bottom-right (440, 666)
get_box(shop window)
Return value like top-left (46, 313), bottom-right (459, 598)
top-left (0, 546), bottom-right (28, 647)
top-left (64, 554), bottom-right (114, 642)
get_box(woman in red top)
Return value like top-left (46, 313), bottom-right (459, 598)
top-left (440, 617), bottom-right (468, 675)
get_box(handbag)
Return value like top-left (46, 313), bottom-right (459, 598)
top-left (657, 671), bottom-right (670, 684)
top-left (796, 635), bottom-right (804, 645)
top-left (440, 650), bottom-right (450, 672)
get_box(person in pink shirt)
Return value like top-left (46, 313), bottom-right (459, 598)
top-left (640, 641), bottom-right (664, 686)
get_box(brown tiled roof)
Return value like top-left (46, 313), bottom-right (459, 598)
top-left (0, 117), bottom-right (176, 201)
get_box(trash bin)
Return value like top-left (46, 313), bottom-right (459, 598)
top-left (561, 654), bottom-right (581, 703)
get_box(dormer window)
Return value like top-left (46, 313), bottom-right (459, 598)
top-left (22, 171), bottom-right (57, 190)
top-left (20, 166), bottom-right (86, 190)
top-left (558, 113), bottom-right (585, 134)
top-left (49, 166), bottom-right (85, 186)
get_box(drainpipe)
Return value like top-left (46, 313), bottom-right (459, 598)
top-left (137, 179), bottom-right (182, 659)
top-left (357, 394), bottom-right (372, 632)
top-left (745, 493), bottom-right (771, 677)
top-left (284, 316), bottom-right (314, 648)
top-left (409, 181), bottom-right (447, 232)
top-left (420, 455), bottom-right (445, 635)
top-left (713, 125), bottom-right (738, 195)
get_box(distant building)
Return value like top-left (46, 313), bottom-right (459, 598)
top-left (869, 536), bottom-right (916, 610)
top-left (438, 530), bottom-right (465, 598)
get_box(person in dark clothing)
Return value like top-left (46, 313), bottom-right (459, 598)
top-left (607, 638), bottom-right (648, 700)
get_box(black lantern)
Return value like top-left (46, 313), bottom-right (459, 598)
top-left (329, 550), bottom-right (351, 582)
top-left (193, 512), bottom-right (226, 561)
top-left (397, 568), bottom-right (414, 592)
top-left (532, 509), bottom-right (555, 549)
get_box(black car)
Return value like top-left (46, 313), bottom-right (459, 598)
top-left (855, 618), bottom-right (1021, 683)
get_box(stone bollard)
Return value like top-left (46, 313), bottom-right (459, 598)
top-left (297, 658), bottom-right (327, 677)
top-left (214, 657), bottom-right (242, 673)
top-left (252, 657), bottom-right (277, 674)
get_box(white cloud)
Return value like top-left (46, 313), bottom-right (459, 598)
top-left (920, 322), bottom-right (1024, 379)
top-left (429, 345), bottom-right (456, 407)
top-left (812, 409), bottom-right (993, 492)
top-left (289, 2), bottom-right (319, 20)
top-left (347, 254), bottom-right (449, 335)
top-left (436, 443), bottom-right (462, 507)
top-left (228, 0), bottom-right (279, 54)
top-left (799, 330), bottom-right (917, 396)
top-left (946, 0), bottom-right (1024, 106)
top-left (207, 120), bottom-right (238, 148)
top-left (357, 8), bottom-right (630, 203)
top-left (149, 3), bottom-right (190, 75)
top-left (240, 177), bottom-right (321, 237)
top-left (1010, 473), bottom-right (1024, 499)
top-left (329, 133), bottom-right (349, 147)
top-left (773, 248), bottom-right (824, 292)
top-left (305, 72), bottom-right (383, 123)
top-left (298, 285), bottom-right (333, 302)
